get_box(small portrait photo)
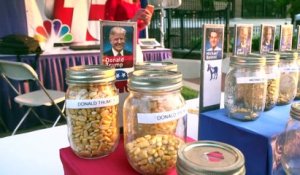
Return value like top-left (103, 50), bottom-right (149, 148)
top-left (279, 24), bottom-right (293, 51)
top-left (203, 25), bottom-right (224, 60)
top-left (100, 21), bottom-right (137, 69)
top-left (260, 25), bottom-right (276, 54)
top-left (234, 24), bottom-right (253, 55)
top-left (297, 26), bottom-right (300, 50)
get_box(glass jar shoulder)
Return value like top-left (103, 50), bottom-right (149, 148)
top-left (66, 82), bottom-right (118, 99)
top-left (124, 91), bottom-right (185, 112)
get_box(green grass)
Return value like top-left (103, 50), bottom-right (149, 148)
top-left (181, 86), bottom-right (199, 100)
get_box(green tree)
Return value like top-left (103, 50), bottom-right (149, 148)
top-left (277, 0), bottom-right (300, 23)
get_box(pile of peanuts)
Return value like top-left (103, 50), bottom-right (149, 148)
top-left (278, 73), bottom-right (298, 105)
top-left (229, 107), bottom-right (259, 120)
top-left (125, 134), bottom-right (184, 174)
top-left (265, 79), bottom-right (279, 110)
top-left (131, 94), bottom-right (184, 137)
top-left (236, 83), bottom-right (266, 111)
top-left (66, 84), bottom-right (119, 158)
top-left (282, 130), bottom-right (300, 157)
top-left (296, 86), bottom-right (300, 99)
top-left (225, 83), bottom-right (266, 120)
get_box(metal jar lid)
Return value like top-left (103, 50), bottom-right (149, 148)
top-left (290, 102), bottom-right (300, 120)
top-left (278, 50), bottom-right (298, 60)
top-left (177, 140), bottom-right (245, 175)
top-left (230, 54), bottom-right (266, 66)
top-left (66, 65), bottom-right (115, 84)
top-left (128, 70), bottom-right (182, 92)
top-left (264, 52), bottom-right (280, 65)
top-left (134, 61), bottom-right (178, 71)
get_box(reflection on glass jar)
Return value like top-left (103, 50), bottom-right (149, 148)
top-left (281, 102), bottom-right (300, 174)
top-left (65, 65), bottom-right (119, 159)
top-left (264, 52), bottom-right (280, 111)
top-left (296, 51), bottom-right (300, 100)
top-left (123, 70), bottom-right (186, 174)
top-left (277, 51), bottom-right (298, 105)
top-left (224, 54), bottom-right (267, 121)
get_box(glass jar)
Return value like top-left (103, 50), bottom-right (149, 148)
top-left (177, 141), bottom-right (245, 175)
top-left (134, 61), bottom-right (178, 71)
top-left (65, 65), bottom-right (119, 159)
top-left (123, 70), bottom-right (187, 174)
top-left (264, 52), bottom-right (280, 111)
top-left (277, 51), bottom-right (298, 105)
top-left (281, 102), bottom-right (300, 174)
top-left (224, 54), bottom-right (267, 121)
top-left (296, 51), bottom-right (300, 99)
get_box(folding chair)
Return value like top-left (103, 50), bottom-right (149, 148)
top-left (0, 60), bottom-right (66, 135)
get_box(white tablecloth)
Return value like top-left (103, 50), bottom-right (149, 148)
top-left (0, 98), bottom-right (204, 175)
top-left (0, 125), bottom-right (69, 175)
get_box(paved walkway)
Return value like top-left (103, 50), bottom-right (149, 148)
top-left (183, 78), bottom-right (200, 91)
top-left (183, 74), bottom-right (226, 92)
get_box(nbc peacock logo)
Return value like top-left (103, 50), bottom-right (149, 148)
top-left (34, 19), bottom-right (73, 44)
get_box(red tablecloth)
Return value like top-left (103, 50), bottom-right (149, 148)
top-left (60, 136), bottom-right (194, 175)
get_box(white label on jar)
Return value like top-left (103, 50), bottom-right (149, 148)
top-left (236, 77), bottom-right (266, 84)
top-left (266, 73), bottom-right (279, 80)
top-left (280, 67), bottom-right (298, 72)
top-left (66, 95), bottom-right (119, 109)
top-left (137, 107), bottom-right (187, 124)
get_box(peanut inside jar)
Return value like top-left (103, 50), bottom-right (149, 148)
top-left (65, 65), bottom-right (119, 159)
top-left (123, 70), bottom-right (187, 174)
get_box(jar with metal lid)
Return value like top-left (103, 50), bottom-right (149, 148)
top-left (224, 54), bottom-right (267, 121)
top-left (123, 70), bottom-right (187, 174)
top-left (263, 52), bottom-right (280, 111)
top-left (281, 102), bottom-right (300, 174)
top-left (296, 51), bottom-right (300, 99)
top-left (177, 140), bottom-right (245, 175)
top-left (65, 65), bottom-right (119, 159)
top-left (134, 61), bottom-right (178, 71)
top-left (277, 51), bottom-right (298, 105)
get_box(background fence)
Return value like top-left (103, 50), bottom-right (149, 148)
top-left (147, 0), bottom-right (231, 55)
top-left (147, 0), bottom-right (290, 57)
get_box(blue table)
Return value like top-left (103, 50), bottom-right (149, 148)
top-left (199, 105), bottom-right (292, 175)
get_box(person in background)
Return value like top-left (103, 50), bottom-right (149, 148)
top-left (104, 26), bottom-right (132, 56)
top-left (45, 0), bottom-right (106, 42)
top-left (206, 30), bottom-right (222, 59)
top-left (261, 26), bottom-right (274, 53)
top-left (104, 0), bottom-right (153, 35)
top-left (235, 26), bottom-right (251, 55)
top-left (280, 26), bottom-right (293, 51)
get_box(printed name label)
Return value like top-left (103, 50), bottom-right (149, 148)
top-left (66, 95), bottom-right (119, 109)
top-left (266, 73), bottom-right (279, 80)
top-left (280, 67), bottom-right (298, 73)
top-left (137, 107), bottom-right (187, 124)
top-left (236, 77), bottom-right (266, 84)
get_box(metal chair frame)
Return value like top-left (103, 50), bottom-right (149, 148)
top-left (0, 60), bottom-right (66, 135)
